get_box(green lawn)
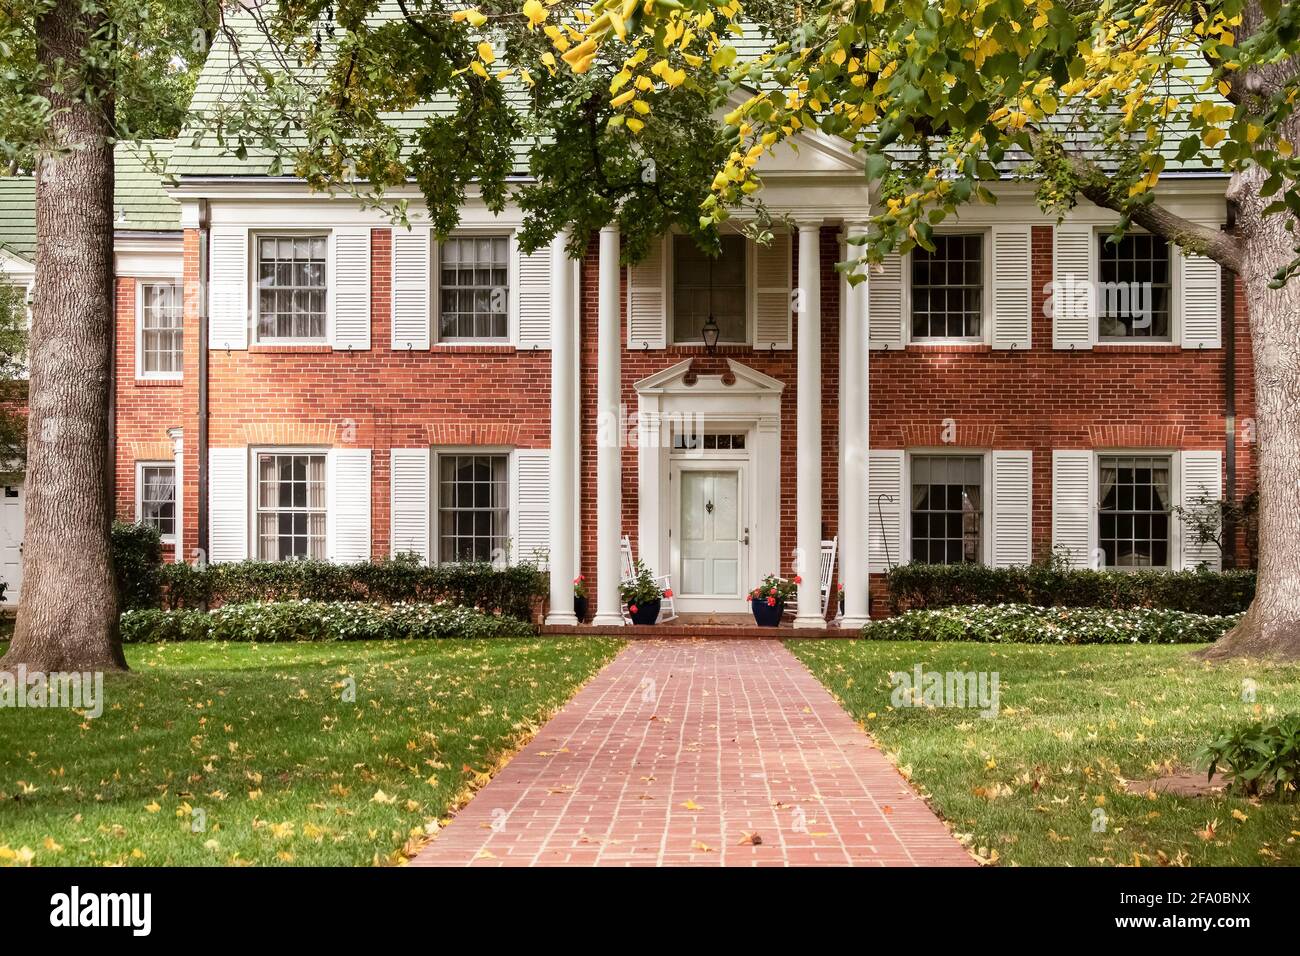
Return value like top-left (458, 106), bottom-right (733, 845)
top-left (789, 639), bottom-right (1300, 866)
top-left (0, 638), bottom-right (621, 866)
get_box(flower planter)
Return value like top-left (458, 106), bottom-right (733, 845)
top-left (574, 595), bottom-right (588, 623)
top-left (629, 599), bottom-right (661, 626)
top-left (751, 597), bottom-right (785, 627)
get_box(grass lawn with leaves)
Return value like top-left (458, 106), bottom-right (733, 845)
top-left (0, 637), bottom-right (621, 866)
top-left (789, 639), bottom-right (1300, 867)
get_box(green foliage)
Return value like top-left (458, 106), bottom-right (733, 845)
top-left (619, 558), bottom-right (663, 608)
top-left (110, 521), bottom-right (164, 610)
top-left (862, 603), bottom-right (1240, 645)
top-left (120, 600), bottom-right (535, 643)
top-left (885, 562), bottom-right (1256, 616)
top-left (1198, 714), bottom-right (1300, 798)
top-left (747, 573), bottom-right (797, 605)
top-left (157, 558), bottom-right (547, 621)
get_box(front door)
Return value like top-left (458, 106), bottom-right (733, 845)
top-left (679, 469), bottom-right (743, 598)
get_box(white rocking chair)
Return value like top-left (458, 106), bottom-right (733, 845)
top-left (620, 535), bottom-right (679, 624)
top-left (784, 537), bottom-right (838, 620)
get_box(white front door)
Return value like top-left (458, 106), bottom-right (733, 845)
top-left (0, 482), bottom-right (22, 604)
top-left (679, 468), bottom-right (743, 598)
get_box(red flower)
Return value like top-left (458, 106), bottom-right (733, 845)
top-left (574, 575), bottom-right (584, 583)
top-left (767, 596), bottom-right (776, 606)
top-left (629, 604), bottom-right (638, 614)
top-left (837, 582), bottom-right (844, 591)
top-left (663, 589), bottom-right (673, 598)
top-left (769, 587), bottom-right (778, 596)
top-left (793, 575), bottom-right (803, 585)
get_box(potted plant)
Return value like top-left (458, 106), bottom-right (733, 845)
top-left (573, 575), bottom-right (588, 623)
top-left (747, 574), bottom-right (799, 627)
top-left (621, 560), bottom-right (665, 625)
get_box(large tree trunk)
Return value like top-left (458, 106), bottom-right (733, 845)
top-left (1, 2), bottom-right (124, 672)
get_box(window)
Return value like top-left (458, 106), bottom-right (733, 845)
top-left (137, 463), bottom-right (176, 540)
top-left (910, 455), bottom-right (983, 564)
top-left (256, 235), bottom-right (327, 341)
top-left (1098, 454), bottom-right (1171, 567)
top-left (256, 453), bottom-right (326, 560)
top-left (439, 236), bottom-right (509, 341)
top-left (672, 235), bottom-right (747, 344)
top-left (911, 234), bottom-right (983, 340)
top-left (138, 281), bottom-right (183, 376)
top-left (672, 431), bottom-right (746, 451)
top-left (438, 454), bottom-right (509, 563)
top-left (1097, 233), bottom-right (1171, 340)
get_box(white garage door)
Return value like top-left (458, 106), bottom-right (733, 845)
top-left (1, 481), bottom-right (22, 603)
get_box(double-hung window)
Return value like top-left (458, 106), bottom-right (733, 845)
top-left (672, 235), bottom-right (748, 345)
top-left (1097, 233), bottom-right (1172, 340)
top-left (1098, 454), bottom-right (1172, 567)
top-left (138, 281), bottom-right (183, 376)
top-left (437, 453), bottom-right (509, 563)
top-left (438, 236), bottom-right (509, 342)
top-left (256, 236), bottom-right (328, 342)
top-left (137, 463), bottom-right (176, 541)
top-left (910, 454), bottom-right (984, 564)
top-left (256, 452), bottom-right (326, 560)
top-left (910, 234), bottom-right (983, 340)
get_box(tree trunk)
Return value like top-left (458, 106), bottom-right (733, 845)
top-left (1, 2), bottom-right (125, 672)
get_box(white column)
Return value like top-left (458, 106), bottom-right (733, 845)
top-left (839, 222), bottom-right (870, 628)
top-left (793, 221), bottom-right (824, 628)
top-left (546, 229), bottom-right (578, 626)
top-left (593, 223), bottom-right (625, 626)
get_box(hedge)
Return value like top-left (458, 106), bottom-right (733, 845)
top-left (120, 600), bottom-right (537, 643)
top-left (151, 557), bottom-right (547, 621)
top-left (885, 562), bottom-right (1255, 616)
top-left (861, 603), bottom-right (1240, 645)
top-left (112, 521), bottom-right (164, 610)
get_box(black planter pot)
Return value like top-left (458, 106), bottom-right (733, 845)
top-left (629, 599), bottom-right (661, 625)
top-left (751, 597), bottom-right (785, 627)
top-left (574, 595), bottom-right (588, 623)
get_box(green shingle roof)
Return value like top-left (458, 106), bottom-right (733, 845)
top-left (0, 140), bottom-right (180, 264)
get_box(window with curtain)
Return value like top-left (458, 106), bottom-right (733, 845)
top-left (910, 455), bottom-right (984, 564)
top-left (672, 235), bottom-right (747, 344)
top-left (911, 234), bottom-right (983, 339)
top-left (438, 454), bottom-right (509, 563)
top-left (1098, 455), bottom-right (1171, 567)
top-left (439, 235), bottom-right (509, 340)
top-left (256, 453), bottom-right (326, 560)
top-left (1097, 233), bottom-right (1171, 340)
top-left (139, 282), bottom-right (183, 375)
top-left (138, 464), bottom-right (176, 540)
top-left (256, 236), bottom-right (328, 341)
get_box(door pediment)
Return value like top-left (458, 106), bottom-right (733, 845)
top-left (634, 358), bottom-right (786, 396)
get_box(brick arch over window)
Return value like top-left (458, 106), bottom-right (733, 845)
top-left (1086, 424), bottom-right (1186, 448)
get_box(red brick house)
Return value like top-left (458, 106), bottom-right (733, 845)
top-left (0, 22), bottom-right (1254, 625)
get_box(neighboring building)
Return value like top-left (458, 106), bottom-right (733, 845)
top-left (0, 14), bottom-right (1255, 623)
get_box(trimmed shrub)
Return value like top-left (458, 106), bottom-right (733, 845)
top-left (861, 603), bottom-right (1240, 645)
top-left (154, 557), bottom-right (547, 621)
top-left (112, 521), bottom-right (164, 610)
top-left (885, 562), bottom-right (1255, 616)
top-left (120, 600), bottom-right (537, 644)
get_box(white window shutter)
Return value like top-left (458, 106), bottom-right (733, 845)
top-left (991, 226), bottom-right (1032, 350)
top-left (391, 226), bottom-right (430, 350)
top-left (868, 450), bottom-right (905, 572)
top-left (1051, 450), bottom-right (1096, 567)
top-left (627, 235), bottom-right (667, 349)
top-left (512, 449), bottom-right (550, 567)
top-left (1052, 224), bottom-right (1095, 350)
top-left (208, 448), bottom-right (249, 563)
top-left (516, 240), bottom-right (551, 350)
top-left (868, 252), bottom-right (905, 349)
top-left (1180, 450), bottom-right (1223, 570)
top-left (327, 448), bottom-right (371, 562)
top-left (1180, 252), bottom-right (1222, 349)
top-left (331, 227), bottom-right (371, 351)
top-left (751, 231), bottom-right (792, 350)
top-left (389, 448), bottom-right (430, 562)
top-left (209, 227), bottom-right (248, 350)
top-left (991, 450), bottom-right (1033, 567)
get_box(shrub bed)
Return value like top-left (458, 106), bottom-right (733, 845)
top-left (861, 603), bottom-right (1240, 645)
top-left (120, 600), bottom-right (537, 644)
top-left (152, 558), bottom-right (546, 621)
top-left (885, 562), bottom-right (1255, 616)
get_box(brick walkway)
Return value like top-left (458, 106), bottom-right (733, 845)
top-left (409, 640), bottom-right (975, 867)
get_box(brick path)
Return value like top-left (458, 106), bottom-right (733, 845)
top-left (409, 640), bottom-right (975, 867)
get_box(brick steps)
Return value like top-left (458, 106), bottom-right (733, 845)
top-left (539, 622), bottom-right (860, 639)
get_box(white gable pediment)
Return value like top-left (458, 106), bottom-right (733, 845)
top-left (635, 358), bottom-right (785, 396)
top-left (717, 89), bottom-right (864, 176)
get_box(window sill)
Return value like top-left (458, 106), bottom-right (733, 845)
top-left (133, 377), bottom-right (183, 387)
top-left (1093, 343), bottom-right (1181, 353)
top-left (430, 344), bottom-right (516, 354)
top-left (248, 344), bottom-right (333, 354)
top-left (905, 343), bottom-right (993, 353)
